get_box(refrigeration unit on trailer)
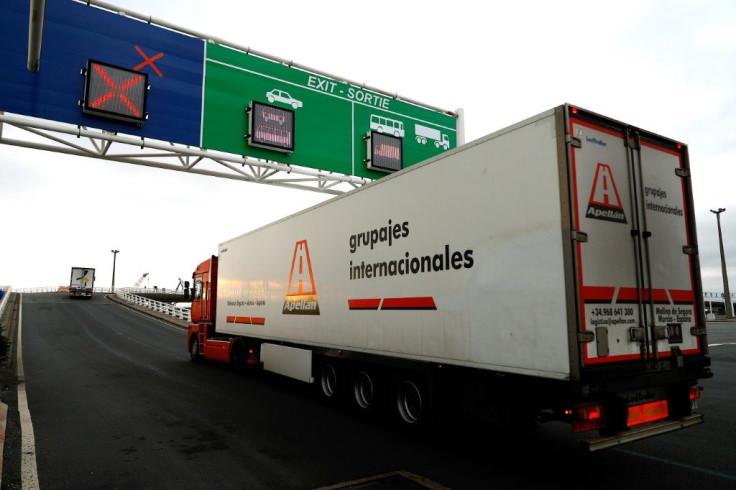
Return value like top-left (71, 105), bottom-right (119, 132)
top-left (69, 267), bottom-right (95, 298)
top-left (187, 104), bottom-right (710, 450)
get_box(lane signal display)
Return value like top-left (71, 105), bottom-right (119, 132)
top-left (247, 101), bottom-right (295, 153)
top-left (366, 131), bottom-right (403, 173)
top-left (82, 60), bottom-right (149, 125)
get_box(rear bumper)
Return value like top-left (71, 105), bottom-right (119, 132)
top-left (582, 413), bottom-right (703, 452)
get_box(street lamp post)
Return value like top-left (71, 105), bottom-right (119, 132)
top-left (111, 249), bottom-right (119, 293)
top-left (710, 208), bottom-right (733, 319)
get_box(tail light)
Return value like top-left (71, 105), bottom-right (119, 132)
top-left (690, 386), bottom-right (702, 409)
top-left (247, 347), bottom-right (260, 365)
top-left (573, 403), bottom-right (606, 432)
top-left (690, 386), bottom-right (701, 401)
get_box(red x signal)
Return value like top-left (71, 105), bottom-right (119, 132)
top-left (89, 64), bottom-right (144, 117)
top-left (134, 46), bottom-right (164, 77)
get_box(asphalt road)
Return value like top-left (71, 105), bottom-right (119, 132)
top-left (12, 293), bottom-right (736, 489)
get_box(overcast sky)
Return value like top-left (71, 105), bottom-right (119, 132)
top-left (1, 0), bottom-right (735, 294)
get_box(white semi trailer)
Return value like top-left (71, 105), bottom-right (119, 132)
top-left (69, 267), bottom-right (95, 298)
top-left (187, 104), bottom-right (711, 450)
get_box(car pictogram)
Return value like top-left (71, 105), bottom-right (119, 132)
top-left (266, 89), bottom-right (303, 109)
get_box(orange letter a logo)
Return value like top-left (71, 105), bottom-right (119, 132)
top-left (586, 163), bottom-right (627, 224)
top-left (283, 240), bottom-right (320, 315)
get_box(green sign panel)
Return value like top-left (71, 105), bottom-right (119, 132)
top-left (202, 44), bottom-right (457, 179)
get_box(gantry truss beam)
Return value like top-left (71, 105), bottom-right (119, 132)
top-left (0, 112), bottom-right (369, 195)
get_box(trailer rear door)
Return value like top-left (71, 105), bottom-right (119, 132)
top-left (567, 107), bottom-right (703, 366)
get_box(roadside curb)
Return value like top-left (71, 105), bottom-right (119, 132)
top-left (105, 294), bottom-right (189, 330)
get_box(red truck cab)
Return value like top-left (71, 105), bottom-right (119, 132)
top-left (191, 256), bottom-right (217, 323)
top-left (187, 256), bottom-right (259, 371)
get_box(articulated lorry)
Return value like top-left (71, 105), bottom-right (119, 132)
top-left (188, 104), bottom-right (711, 450)
top-left (69, 267), bottom-right (95, 298)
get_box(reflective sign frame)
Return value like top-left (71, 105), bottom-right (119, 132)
top-left (247, 101), bottom-right (295, 153)
top-left (366, 131), bottom-right (403, 173)
top-left (82, 60), bottom-right (149, 125)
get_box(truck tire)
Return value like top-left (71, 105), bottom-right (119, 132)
top-left (392, 373), bottom-right (431, 429)
top-left (189, 335), bottom-right (200, 362)
top-left (351, 367), bottom-right (379, 416)
top-left (317, 360), bottom-right (342, 404)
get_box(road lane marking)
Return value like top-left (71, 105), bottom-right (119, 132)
top-left (17, 297), bottom-right (40, 489)
top-left (615, 448), bottom-right (736, 482)
top-left (314, 470), bottom-right (448, 490)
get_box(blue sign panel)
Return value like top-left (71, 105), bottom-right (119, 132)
top-left (0, 1), bottom-right (203, 146)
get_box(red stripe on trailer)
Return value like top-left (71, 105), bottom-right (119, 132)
top-left (585, 353), bottom-right (642, 365)
top-left (226, 316), bottom-right (265, 325)
top-left (615, 287), bottom-right (640, 303)
top-left (348, 298), bottom-right (381, 310)
top-left (381, 297), bottom-right (436, 310)
top-left (581, 286), bottom-right (615, 303)
top-left (615, 287), bottom-right (670, 304)
top-left (669, 289), bottom-right (695, 304)
top-left (649, 289), bottom-right (670, 303)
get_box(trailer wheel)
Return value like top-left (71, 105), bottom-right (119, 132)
top-left (189, 335), bottom-right (200, 362)
top-left (352, 367), bottom-right (379, 415)
top-left (317, 360), bottom-right (341, 403)
top-left (393, 374), bottom-right (430, 428)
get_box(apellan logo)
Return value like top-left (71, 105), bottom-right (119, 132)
top-left (283, 240), bottom-right (320, 315)
top-left (586, 162), bottom-right (627, 224)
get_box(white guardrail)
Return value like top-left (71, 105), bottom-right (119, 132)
top-left (116, 289), bottom-right (191, 322)
top-left (11, 287), bottom-right (183, 294)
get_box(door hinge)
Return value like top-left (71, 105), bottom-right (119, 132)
top-left (670, 346), bottom-right (685, 368)
top-left (683, 245), bottom-right (698, 255)
top-left (571, 230), bottom-right (588, 242)
top-left (629, 327), bottom-right (646, 341)
top-left (578, 331), bottom-right (595, 343)
top-left (690, 327), bottom-right (707, 336)
top-left (625, 129), bottom-right (641, 150)
top-left (567, 135), bottom-right (582, 148)
top-left (675, 168), bottom-right (690, 178)
top-left (595, 327), bottom-right (609, 357)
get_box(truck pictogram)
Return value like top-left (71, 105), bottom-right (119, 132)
top-left (414, 124), bottom-right (449, 150)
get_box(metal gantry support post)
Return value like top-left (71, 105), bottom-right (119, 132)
top-left (710, 208), bottom-right (733, 319)
top-left (111, 249), bottom-right (119, 293)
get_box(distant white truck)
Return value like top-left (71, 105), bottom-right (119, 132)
top-left (69, 267), bottom-right (95, 298)
top-left (415, 124), bottom-right (450, 150)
